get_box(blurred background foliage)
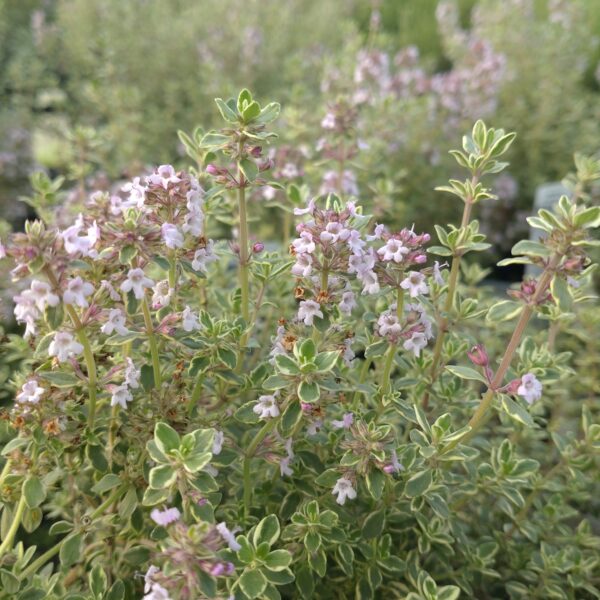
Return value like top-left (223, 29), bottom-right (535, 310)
top-left (1, 0), bottom-right (599, 249)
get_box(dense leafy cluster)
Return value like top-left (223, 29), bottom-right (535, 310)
top-left (0, 91), bottom-right (599, 600)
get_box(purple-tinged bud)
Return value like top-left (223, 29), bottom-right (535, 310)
top-left (414, 254), bottom-right (427, 264)
top-left (505, 378), bottom-right (522, 395)
top-left (301, 402), bottom-right (313, 412)
top-left (467, 344), bottom-right (489, 367)
top-left (250, 146), bottom-right (262, 158)
top-left (206, 164), bottom-right (220, 176)
top-left (253, 242), bottom-right (265, 254)
top-left (383, 464), bottom-right (396, 474)
top-left (210, 563), bottom-right (227, 577)
top-left (421, 233), bottom-right (431, 243)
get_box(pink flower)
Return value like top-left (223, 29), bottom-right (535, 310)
top-left (63, 276), bottom-right (95, 308)
top-left (517, 373), bottom-right (542, 404)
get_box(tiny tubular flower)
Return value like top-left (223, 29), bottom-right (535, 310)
top-left (161, 223), bottom-right (185, 249)
top-left (297, 299), bottom-right (323, 326)
top-left (517, 373), bottom-right (543, 404)
top-left (292, 231), bottom-right (316, 255)
top-left (216, 522), bottom-right (241, 551)
top-left (63, 276), bottom-right (95, 308)
top-left (16, 379), bottom-right (45, 404)
top-left (332, 477), bottom-right (357, 505)
top-left (120, 268), bottom-right (154, 299)
top-left (110, 384), bottom-right (133, 409)
top-left (181, 306), bottom-right (201, 332)
top-left (48, 331), bottom-right (84, 362)
top-left (101, 308), bottom-right (129, 336)
top-left (377, 238), bottom-right (409, 263)
top-left (253, 394), bottom-right (280, 419)
top-left (150, 506), bottom-right (181, 526)
top-left (400, 271), bottom-right (429, 298)
top-left (332, 412), bottom-right (354, 429)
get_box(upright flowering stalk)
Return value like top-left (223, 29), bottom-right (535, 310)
top-left (200, 90), bottom-right (280, 347)
top-left (444, 195), bottom-right (600, 451)
top-left (426, 120), bottom-right (516, 406)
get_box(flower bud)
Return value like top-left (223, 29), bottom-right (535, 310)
top-left (467, 344), bottom-right (489, 367)
top-left (252, 242), bottom-right (264, 254)
top-left (205, 164), bottom-right (220, 176)
top-left (505, 378), bottom-right (522, 395)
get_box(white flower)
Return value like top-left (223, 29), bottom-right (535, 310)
top-left (332, 477), bottom-right (357, 505)
top-left (403, 331), bottom-right (428, 356)
top-left (121, 176), bottom-right (146, 209)
top-left (28, 280), bottom-right (60, 311)
top-left (48, 331), bottom-right (84, 363)
top-left (63, 276), bottom-right (95, 308)
top-left (143, 565), bottom-right (161, 594)
top-left (320, 222), bottom-right (345, 244)
top-left (191, 241), bottom-right (217, 273)
top-left (293, 199), bottom-right (316, 216)
top-left (120, 268), bottom-right (154, 299)
top-left (339, 290), bottom-right (357, 315)
top-left (377, 311), bottom-right (402, 337)
top-left (292, 232), bottom-right (316, 255)
top-left (110, 384), bottom-right (132, 409)
top-left (212, 431), bottom-right (224, 455)
top-left (349, 249), bottom-right (375, 276)
top-left (181, 306), bottom-right (201, 332)
top-left (161, 223), bottom-right (184, 249)
top-left (253, 394), bottom-right (280, 419)
top-left (332, 412), bottom-right (354, 429)
top-left (279, 456), bottom-right (293, 477)
top-left (297, 300), bottom-right (323, 326)
top-left (342, 338), bottom-right (355, 366)
top-left (321, 111), bottom-right (336, 129)
top-left (150, 507), bottom-right (181, 526)
top-left (366, 223), bottom-right (386, 241)
top-left (101, 308), bottom-right (129, 336)
top-left (61, 215), bottom-right (99, 257)
top-left (216, 522), bottom-right (241, 551)
top-left (13, 291), bottom-right (40, 338)
top-left (182, 207), bottom-right (204, 236)
top-left (400, 271), bottom-right (429, 298)
top-left (377, 238), bottom-right (409, 263)
top-left (16, 379), bottom-right (44, 404)
top-left (147, 165), bottom-right (180, 189)
top-left (517, 373), bottom-right (542, 405)
top-left (360, 270), bottom-right (380, 295)
top-left (345, 229), bottom-right (366, 254)
top-left (143, 583), bottom-right (171, 600)
top-left (124, 358), bottom-right (140, 389)
top-left (433, 261), bottom-right (445, 285)
top-left (152, 280), bottom-right (174, 309)
top-left (291, 253), bottom-right (313, 277)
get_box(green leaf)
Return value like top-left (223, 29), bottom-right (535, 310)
top-left (304, 531), bottom-right (321, 553)
top-left (237, 88), bottom-right (253, 113)
top-left (280, 401), bottom-right (302, 437)
top-left (253, 514), bottom-right (280, 547)
top-left (154, 422), bottom-right (180, 455)
top-left (36, 371), bottom-right (80, 387)
top-left (89, 564), bottom-right (107, 598)
top-left (574, 206), bottom-right (600, 229)
top-left (298, 380), bottom-right (320, 403)
top-left (295, 565), bottom-right (314, 598)
top-left (551, 276), bottom-right (573, 312)
top-left (405, 470), bottom-right (432, 497)
top-left (149, 465), bottom-right (177, 489)
top-left (308, 548), bottom-right (327, 577)
top-left (182, 452), bottom-right (212, 473)
top-left (49, 520), bottom-right (73, 535)
top-left (297, 338), bottom-right (316, 361)
top-left (314, 351), bottom-right (339, 373)
top-left (314, 469), bottom-right (340, 487)
top-left (23, 476), bottom-right (46, 509)
top-left (215, 97), bottom-right (238, 122)
top-left (337, 544), bottom-right (354, 576)
top-left (275, 354), bottom-right (300, 375)
top-left (140, 364), bottom-right (155, 391)
top-left (445, 365), bottom-right (488, 385)
top-left (362, 509), bottom-right (385, 539)
top-left (239, 569), bottom-right (267, 599)
top-left (511, 240), bottom-right (551, 258)
top-left (91, 474), bottom-right (122, 494)
top-left (60, 532), bottom-right (83, 567)
top-left (264, 549), bottom-right (292, 571)
top-left (501, 395), bottom-right (535, 427)
top-left (364, 340), bottom-right (387, 359)
top-left (105, 580), bottom-right (125, 600)
top-left (239, 158), bottom-right (259, 183)
top-left (256, 102), bottom-right (281, 125)
top-left (486, 300), bottom-right (521, 323)
top-left (242, 100), bottom-right (261, 122)
top-left (437, 586), bottom-right (461, 600)
top-left (366, 469), bottom-right (386, 501)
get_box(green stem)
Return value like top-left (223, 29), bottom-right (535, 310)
top-left (242, 419), bottom-right (278, 521)
top-left (44, 266), bottom-right (98, 428)
top-left (425, 181), bottom-right (477, 405)
top-left (0, 459), bottom-right (12, 488)
top-left (188, 374), bottom-right (205, 417)
top-left (0, 494), bottom-right (26, 557)
top-left (381, 344), bottom-right (397, 396)
top-left (442, 255), bottom-right (560, 453)
top-left (141, 297), bottom-right (162, 389)
top-left (18, 541), bottom-right (61, 580)
top-left (238, 160), bottom-right (250, 327)
top-left (90, 485), bottom-right (127, 520)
